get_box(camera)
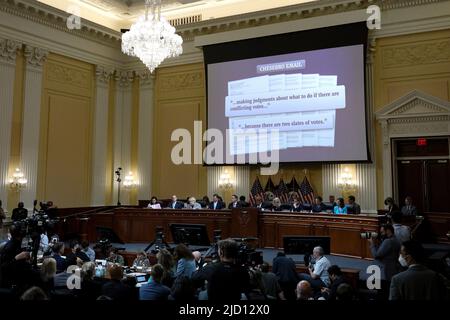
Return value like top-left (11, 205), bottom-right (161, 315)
top-left (360, 231), bottom-right (378, 239)
top-left (236, 242), bottom-right (263, 267)
top-left (115, 167), bottom-right (122, 175)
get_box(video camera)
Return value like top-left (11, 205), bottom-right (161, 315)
top-left (235, 239), bottom-right (263, 268)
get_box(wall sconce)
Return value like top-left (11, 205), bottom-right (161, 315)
top-left (8, 168), bottom-right (27, 192)
top-left (123, 171), bottom-right (137, 190)
top-left (218, 170), bottom-right (234, 190)
top-left (338, 167), bottom-right (357, 191)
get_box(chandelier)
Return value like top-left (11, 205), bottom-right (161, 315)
top-left (121, 0), bottom-right (183, 72)
top-left (123, 171), bottom-right (137, 190)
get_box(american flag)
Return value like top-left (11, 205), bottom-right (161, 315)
top-left (289, 176), bottom-right (302, 202)
top-left (276, 178), bottom-right (289, 204)
top-left (249, 177), bottom-right (264, 206)
top-left (264, 177), bottom-right (276, 192)
top-left (299, 176), bottom-right (315, 204)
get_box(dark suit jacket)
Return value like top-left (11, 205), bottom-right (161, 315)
top-left (370, 236), bottom-right (401, 281)
top-left (272, 255), bottom-right (299, 284)
top-left (208, 201), bottom-right (225, 210)
top-left (228, 201), bottom-right (242, 209)
top-left (312, 203), bottom-right (327, 213)
top-left (401, 205), bottom-right (417, 216)
top-left (168, 201), bottom-right (184, 209)
top-left (11, 208), bottom-right (28, 221)
top-left (389, 265), bottom-right (448, 300)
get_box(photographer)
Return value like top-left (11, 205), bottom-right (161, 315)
top-left (0, 224), bottom-right (32, 289)
top-left (191, 238), bottom-right (250, 301)
top-left (368, 224), bottom-right (401, 282)
top-left (298, 246), bottom-right (331, 291)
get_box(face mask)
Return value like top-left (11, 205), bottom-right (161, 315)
top-left (398, 255), bottom-right (408, 267)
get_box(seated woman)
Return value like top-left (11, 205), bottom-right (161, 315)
top-left (132, 251), bottom-right (150, 269)
top-left (291, 195), bottom-right (303, 212)
top-left (174, 244), bottom-right (196, 279)
top-left (185, 197), bottom-right (202, 209)
top-left (272, 197), bottom-right (283, 212)
top-left (333, 198), bottom-right (347, 214)
top-left (147, 196), bottom-right (161, 209)
top-left (311, 196), bottom-right (327, 213)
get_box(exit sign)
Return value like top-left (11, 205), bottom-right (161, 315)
top-left (416, 138), bottom-right (427, 146)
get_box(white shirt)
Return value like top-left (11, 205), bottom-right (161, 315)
top-left (147, 203), bottom-right (161, 209)
top-left (393, 224), bottom-right (411, 244)
top-left (312, 256), bottom-right (331, 287)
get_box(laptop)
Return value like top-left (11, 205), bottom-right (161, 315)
top-left (135, 275), bottom-right (147, 287)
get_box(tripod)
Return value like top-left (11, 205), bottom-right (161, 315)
top-left (144, 229), bottom-right (170, 253)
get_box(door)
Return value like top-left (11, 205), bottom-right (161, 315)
top-left (426, 159), bottom-right (450, 212)
top-left (397, 160), bottom-right (425, 213)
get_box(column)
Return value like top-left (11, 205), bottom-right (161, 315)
top-left (0, 38), bottom-right (21, 211)
top-left (90, 66), bottom-right (114, 205)
top-left (356, 37), bottom-right (378, 213)
top-left (112, 70), bottom-right (134, 205)
top-left (136, 70), bottom-right (155, 200)
top-left (20, 45), bottom-right (48, 210)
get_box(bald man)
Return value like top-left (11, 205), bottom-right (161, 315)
top-left (296, 280), bottom-right (314, 300)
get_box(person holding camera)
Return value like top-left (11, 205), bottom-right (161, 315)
top-left (368, 224), bottom-right (401, 282)
top-left (0, 224), bottom-right (32, 289)
top-left (298, 246), bottom-right (331, 291)
top-left (191, 238), bottom-right (250, 301)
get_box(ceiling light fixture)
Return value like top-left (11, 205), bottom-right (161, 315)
top-left (121, 0), bottom-right (183, 72)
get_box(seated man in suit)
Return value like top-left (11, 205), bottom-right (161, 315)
top-left (239, 196), bottom-right (249, 208)
top-left (208, 194), bottom-right (224, 210)
top-left (168, 195), bottom-right (184, 209)
top-left (401, 196), bottom-right (418, 216)
top-left (185, 197), bottom-right (202, 209)
top-left (11, 202), bottom-right (28, 222)
top-left (228, 194), bottom-right (242, 209)
top-left (253, 195), bottom-right (264, 210)
top-left (311, 196), bottom-right (327, 213)
top-left (347, 195), bottom-right (361, 214)
top-left (390, 240), bottom-right (448, 300)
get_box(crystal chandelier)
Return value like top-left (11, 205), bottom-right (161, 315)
top-left (8, 168), bottom-right (27, 192)
top-left (121, 0), bottom-right (183, 72)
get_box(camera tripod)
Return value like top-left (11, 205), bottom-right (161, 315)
top-left (144, 229), bottom-right (170, 253)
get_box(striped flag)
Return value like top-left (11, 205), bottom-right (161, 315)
top-left (264, 177), bottom-right (276, 192)
top-left (299, 176), bottom-right (315, 204)
top-left (289, 176), bottom-right (301, 202)
top-left (249, 177), bottom-right (264, 206)
top-left (276, 178), bottom-right (289, 204)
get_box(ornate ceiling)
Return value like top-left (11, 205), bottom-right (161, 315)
top-left (37, 0), bottom-right (318, 30)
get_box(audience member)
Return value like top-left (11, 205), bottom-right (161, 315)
top-left (139, 264), bottom-right (171, 300)
top-left (259, 262), bottom-right (285, 300)
top-left (296, 280), bottom-right (314, 300)
top-left (79, 261), bottom-right (102, 300)
top-left (246, 269), bottom-right (267, 300)
top-left (391, 211), bottom-right (411, 244)
top-left (272, 252), bottom-right (299, 300)
top-left (81, 240), bottom-right (95, 261)
top-left (298, 246), bottom-right (331, 290)
top-left (336, 283), bottom-right (355, 301)
top-left (320, 265), bottom-right (347, 300)
top-left (401, 196), bottom-right (418, 216)
top-left (191, 238), bottom-right (250, 302)
top-left (169, 275), bottom-right (197, 301)
top-left (51, 242), bottom-right (67, 273)
top-left (369, 224), bottom-right (401, 281)
top-left (347, 195), bottom-right (361, 214)
top-left (174, 244), bottom-right (196, 279)
top-left (156, 248), bottom-right (175, 288)
top-left (106, 248), bottom-right (124, 266)
top-left (389, 240), bottom-right (448, 300)
top-left (102, 264), bottom-right (133, 300)
top-left (34, 257), bottom-right (56, 294)
top-left (193, 251), bottom-right (205, 270)
top-left (20, 286), bottom-right (48, 301)
top-left (132, 251), bottom-right (150, 269)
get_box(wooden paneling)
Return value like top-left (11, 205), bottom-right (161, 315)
top-left (37, 53), bottom-right (94, 207)
top-left (153, 63), bottom-right (207, 199)
top-left (57, 207), bottom-right (379, 258)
